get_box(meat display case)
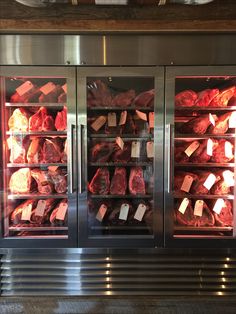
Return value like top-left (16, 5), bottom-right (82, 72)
top-left (165, 66), bottom-right (236, 248)
top-left (0, 66), bottom-right (77, 248)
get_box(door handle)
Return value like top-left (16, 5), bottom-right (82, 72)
top-left (78, 124), bottom-right (85, 194)
top-left (69, 124), bottom-right (76, 194)
top-left (167, 123), bottom-right (173, 194)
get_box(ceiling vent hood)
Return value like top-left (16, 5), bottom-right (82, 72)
top-left (15, 0), bottom-right (215, 7)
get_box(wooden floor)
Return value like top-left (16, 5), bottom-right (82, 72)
top-left (0, 297), bottom-right (236, 314)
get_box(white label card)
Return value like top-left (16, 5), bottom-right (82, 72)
top-left (184, 141), bottom-right (200, 157)
top-left (207, 138), bottom-right (214, 156)
top-left (134, 204), bottom-right (147, 221)
top-left (203, 173), bottom-right (217, 190)
top-left (194, 200), bottom-right (204, 217)
top-left (209, 113), bottom-right (216, 126)
top-left (178, 198), bottom-right (189, 214)
top-left (21, 203), bottom-right (32, 221)
top-left (91, 116), bottom-right (107, 131)
top-left (223, 170), bottom-right (234, 187)
top-left (62, 83), bottom-right (67, 94)
top-left (225, 141), bottom-right (233, 158)
top-left (48, 166), bottom-right (59, 172)
top-left (7, 136), bottom-right (13, 150)
top-left (146, 141), bottom-right (154, 158)
top-left (119, 204), bottom-right (129, 220)
top-left (34, 200), bottom-right (47, 217)
top-left (116, 137), bottom-right (124, 150)
top-left (149, 112), bottom-right (154, 129)
top-left (213, 198), bottom-right (225, 215)
top-left (40, 82), bottom-right (56, 95)
top-left (56, 202), bottom-right (68, 220)
top-left (96, 204), bottom-right (108, 222)
top-left (180, 175), bottom-right (194, 193)
top-left (136, 110), bottom-right (147, 121)
top-left (108, 112), bottom-right (117, 127)
top-left (131, 141), bottom-right (141, 158)
top-left (229, 111), bottom-right (236, 128)
top-left (16, 81), bottom-right (34, 96)
top-left (119, 111), bottom-right (127, 125)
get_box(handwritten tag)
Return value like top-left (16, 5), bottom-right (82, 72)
top-left (136, 110), bottom-right (147, 121)
top-left (119, 203), bottom-right (129, 221)
top-left (16, 81), bottom-right (34, 97)
top-left (184, 141), bottom-right (200, 157)
top-left (116, 137), bottom-right (124, 150)
top-left (48, 166), bottom-right (59, 172)
top-left (203, 173), bottom-right (217, 190)
top-left (180, 175), bottom-right (194, 193)
top-left (96, 204), bottom-right (107, 222)
top-left (207, 138), bottom-right (214, 156)
top-left (223, 170), bottom-right (234, 187)
top-left (225, 141), bottom-right (233, 158)
top-left (134, 204), bottom-right (147, 221)
top-left (131, 141), bottom-right (141, 158)
top-left (213, 198), bottom-right (225, 215)
top-left (119, 111), bottom-right (127, 125)
top-left (194, 200), bottom-right (204, 217)
top-left (108, 113), bottom-right (117, 127)
top-left (149, 112), bottom-right (154, 129)
top-left (40, 82), bottom-right (56, 95)
top-left (56, 202), bottom-right (68, 220)
top-left (7, 136), bottom-right (13, 150)
top-left (34, 200), bottom-right (46, 217)
top-left (209, 113), bottom-right (216, 126)
top-left (229, 111), bottom-right (236, 128)
top-left (146, 141), bottom-right (154, 158)
top-left (21, 203), bottom-right (32, 221)
top-left (62, 83), bottom-right (67, 94)
top-left (91, 116), bottom-right (107, 131)
top-left (178, 198), bottom-right (189, 214)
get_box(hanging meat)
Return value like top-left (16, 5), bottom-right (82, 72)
top-left (87, 80), bottom-right (113, 107)
top-left (179, 114), bottom-right (212, 134)
top-left (30, 199), bottom-right (56, 224)
top-left (55, 106), bottom-right (67, 131)
top-left (90, 142), bottom-right (114, 163)
top-left (129, 167), bottom-right (146, 195)
top-left (209, 86), bottom-right (236, 107)
top-left (112, 89), bottom-right (136, 107)
top-left (8, 108), bottom-right (30, 132)
top-left (195, 89), bottom-right (219, 107)
top-left (211, 139), bottom-right (234, 163)
top-left (41, 138), bottom-right (63, 163)
top-left (175, 90), bottom-right (197, 107)
top-left (134, 89), bottom-right (155, 108)
top-left (213, 200), bottom-right (233, 227)
top-left (110, 167), bottom-right (127, 195)
top-left (31, 169), bottom-right (54, 194)
top-left (208, 112), bottom-right (232, 134)
top-left (29, 107), bottom-right (55, 131)
top-left (112, 142), bottom-right (131, 163)
top-left (9, 168), bottom-right (32, 194)
top-left (11, 199), bottom-right (37, 225)
top-left (88, 167), bottom-right (110, 195)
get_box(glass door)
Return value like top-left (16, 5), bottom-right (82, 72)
top-left (0, 66), bottom-right (77, 248)
top-left (77, 67), bottom-right (164, 247)
top-left (165, 66), bottom-right (236, 248)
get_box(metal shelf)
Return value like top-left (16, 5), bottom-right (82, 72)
top-left (175, 163), bottom-right (235, 168)
top-left (8, 194), bottom-right (68, 200)
top-left (89, 134), bottom-right (153, 139)
top-left (90, 225), bottom-right (150, 231)
top-left (174, 226), bottom-right (233, 232)
top-left (88, 106), bottom-right (153, 111)
top-left (89, 194), bottom-right (152, 199)
top-left (173, 193), bottom-right (234, 200)
top-left (9, 225), bottom-right (68, 232)
top-left (5, 102), bottom-right (66, 107)
top-left (175, 134), bottom-right (235, 139)
top-left (175, 106), bottom-right (236, 111)
top-left (6, 131), bottom-right (67, 136)
top-left (7, 163), bottom-right (67, 168)
top-left (89, 162), bottom-right (152, 167)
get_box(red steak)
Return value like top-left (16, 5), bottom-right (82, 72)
top-left (110, 167), bottom-right (127, 195)
top-left (112, 90), bottom-right (136, 107)
top-left (49, 169), bottom-right (67, 194)
top-left (31, 169), bottom-right (54, 195)
top-left (134, 89), bottom-right (155, 108)
top-left (209, 86), bottom-right (236, 107)
top-left (213, 200), bottom-right (233, 227)
top-left (175, 90), bottom-right (197, 107)
top-left (41, 138), bottom-right (63, 163)
top-left (195, 89), bottom-right (219, 107)
top-left (30, 199), bottom-right (56, 224)
top-left (88, 167), bottom-right (110, 195)
top-left (129, 167), bottom-right (146, 195)
top-left (179, 114), bottom-right (212, 135)
top-left (90, 142), bottom-right (114, 163)
top-left (55, 106), bottom-right (67, 131)
top-left (87, 80), bottom-right (113, 107)
top-left (29, 107), bottom-right (55, 131)
top-left (211, 139), bottom-right (234, 163)
top-left (112, 142), bottom-right (131, 163)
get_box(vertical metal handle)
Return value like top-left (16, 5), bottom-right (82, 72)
top-left (69, 124), bottom-right (76, 194)
top-left (78, 124), bottom-right (85, 194)
top-left (167, 123), bottom-right (173, 193)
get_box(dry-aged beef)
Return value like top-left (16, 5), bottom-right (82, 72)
top-left (10, 83), bottom-right (38, 103)
top-left (211, 139), bottom-right (234, 163)
top-left (175, 90), bottom-right (198, 107)
top-left (87, 80), bottom-right (113, 107)
top-left (27, 138), bottom-right (42, 164)
top-left (8, 108), bottom-right (30, 132)
top-left (48, 169), bottom-right (67, 194)
top-left (208, 112), bottom-right (232, 134)
top-left (39, 85), bottom-right (63, 103)
top-left (213, 200), bottom-right (233, 227)
top-left (107, 201), bottom-right (134, 225)
top-left (175, 200), bottom-right (196, 226)
top-left (55, 106), bottom-right (67, 131)
top-left (195, 202), bottom-right (215, 227)
top-left (58, 92), bottom-right (66, 103)
top-left (209, 86), bottom-right (236, 107)
top-left (110, 167), bottom-right (127, 195)
top-left (174, 142), bottom-right (190, 163)
top-left (50, 199), bottom-right (68, 226)
top-left (29, 107), bottom-right (55, 131)
top-left (112, 142), bottom-right (131, 163)
top-left (90, 142), bottom-right (114, 163)
top-left (134, 89), bottom-right (155, 108)
top-left (174, 171), bottom-right (198, 194)
top-left (30, 199), bottom-right (56, 224)
top-left (31, 169), bottom-right (54, 194)
top-left (112, 90), bottom-right (136, 107)
top-left (191, 171), bottom-right (221, 195)
top-left (41, 138), bottom-right (62, 163)
top-left (133, 114), bottom-right (149, 135)
top-left (195, 89), bottom-right (219, 107)
top-left (9, 168), bottom-right (32, 194)
top-left (129, 167), bottom-right (146, 195)
top-left (211, 179), bottom-right (231, 195)
top-left (11, 199), bottom-right (37, 224)
top-left (9, 136), bottom-right (30, 164)
top-left (179, 114), bottom-right (211, 135)
top-left (61, 139), bottom-right (67, 163)
top-left (190, 139), bottom-right (218, 163)
top-left (121, 113), bottom-right (136, 134)
top-left (88, 167), bottom-right (110, 195)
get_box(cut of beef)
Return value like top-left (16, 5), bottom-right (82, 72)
top-left (112, 89), bottom-right (136, 107)
top-left (50, 199), bottom-right (68, 226)
top-left (90, 142), bottom-right (114, 163)
top-left (9, 168), bottom-right (32, 194)
top-left (30, 198), bottom-right (56, 224)
top-left (55, 106), bottom-right (67, 131)
top-left (88, 167), bottom-right (110, 195)
top-left (191, 171), bottom-right (221, 195)
top-left (9, 136), bottom-right (30, 164)
top-left (129, 167), bottom-right (146, 195)
top-left (107, 201), bottom-right (134, 225)
top-left (8, 108), bottom-right (30, 132)
top-left (211, 179), bottom-right (231, 195)
top-left (211, 139), bottom-right (234, 163)
top-left (134, 89), bottom-right (154, 108)
top-left (179, 114), bottom-right (211, 135)
top-left (174, 142), bottom-right (190, 163)
top-left (29, 107), bottom-right (55, 131)
top-left (208, 112), bottom-right (232, 134)
top-left (87, 80), bottom-right (113, 107)
top-left (209, 86), bottom-right (236, 107)
top-left (61, 139), bottom-right (67, 163)
top-left (31, 169), bottom-right (54, 195)
top-left (110, 167), bottom-right (127, 195)
top-left (11, 199), bottom-right (37, 224)
top-left (175, 200), bottom-right (196, 226)
top-left (175, 90), bottom-right (197, 107)
top-left (27, 138), bottom-right (41, 164)
top-left (195, 202), bottom-right (215, 227)
top-left (112, 142), bottom-right (131, 163)
top-left (58, 92), bottom-right (66, 103)
top-left (213, 200), bottom-right (233, 227)
top-left (10, 82), bottom-right (37, 103)
top-left (41, 138), bottom-right (62, 163)
top-left (39, 85), bottom-right (63, 103)
top-left (195, 89), bottom-right (219, 107)
top-left (190, 139), bottom-right (218, 163)
top-left (121, 113), bottom-right (136, 134)
top-left (133, 114), bottom-right (149, 135)
top-left (174, 171), bottom-right (198, 194)
top-left (48, 169), bottom-right (67, 194)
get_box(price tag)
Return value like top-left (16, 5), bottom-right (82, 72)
top-left (180, 175), bottom-right (194, 193)
top-left (91, 116), bottom-right (107, 131)
top-left (184, 141), bottom-right (200, 157)
top-left (223, 170), bottom-right (234, 187)
top-left (96, 204), bottom-right (108, 222)
top-left (116, 137), bottom-right (124, 150)
top-left (131, 141), bottom-right (141, 158)
top-left (62, 83), bottom-right (67, 94)
top-left (225, 141), bottom-right (233, 158)
top-left (209, 113), bottom-right (216, 126)
top-left (194, 200), bottom-right (204, 217)
top-left (40, 82), bottom-right (56, 95)
top-left (21, 203), bottom-right (32, 221)
top-left (7, 136), bottom-right (13, 150)
top-left (56, 202), bottom-right (68, 220)
top-left (178, 198), bottom-right (189, 214)
top-left (134, 204), bottom-right (147, 221)
top-left (229, 111), bottom-right (236, 128)
top-left (213, 198), bottom-right (225, 215)
top-left (108, 113), bottom-right (117, 127)
top-left (146, 141), bottom-right (154, 158)
top-left (119, 111), bottom-right (127, 125)
top-left (207, 138), bottom-right (214, 156)
top-left (48, 166), bottom-right (59, 172)
top-left (149, 112), bottom-right (154, 129)
top-left (34, 200), bottom-right (46, 217)
top-left (136, 110), bottom-right (147, 121)
top-left (16, 81), bottom-right (34, 96)
top-left (119, 203), bottom-right (129, 221)
top-left (203, 173), bottom-right (217, 190)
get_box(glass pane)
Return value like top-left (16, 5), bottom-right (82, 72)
top-left (173, 76), bottom-right (235, 238)
top-left (1, 75), bottom-right (68, 238)
top-left (86, 76), bottom-right (155, 237)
